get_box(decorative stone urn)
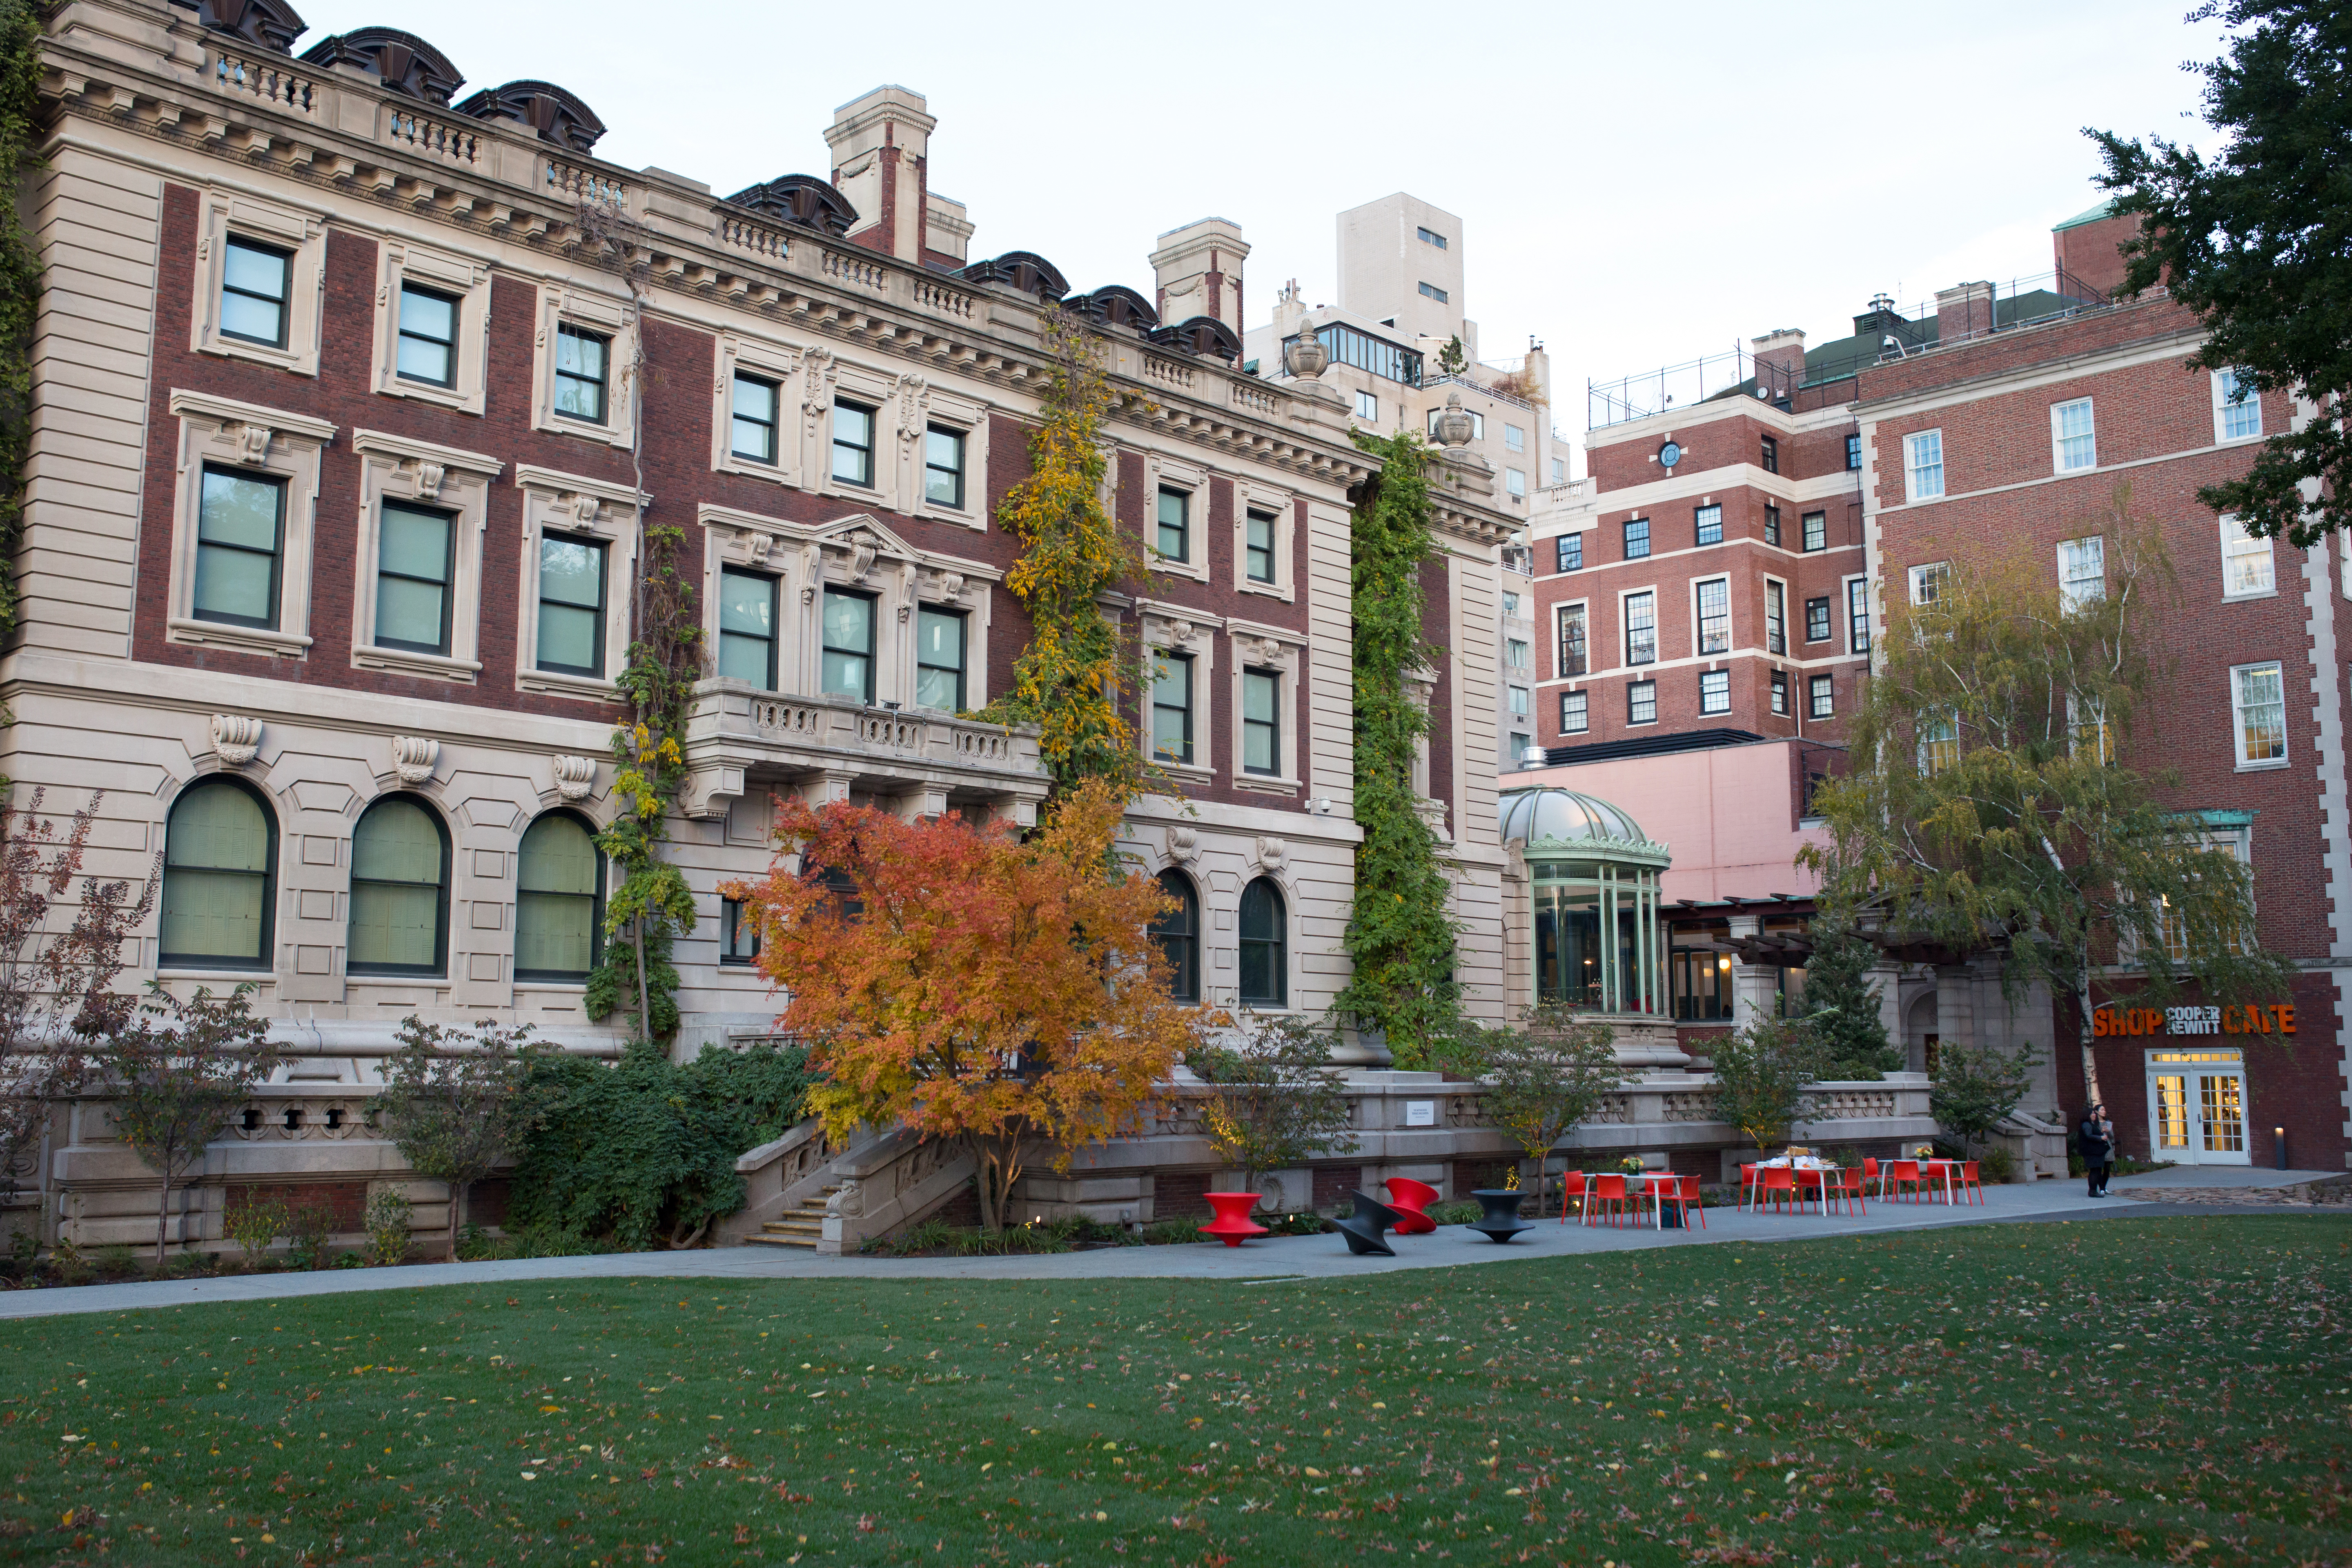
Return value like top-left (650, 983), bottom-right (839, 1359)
top-left (1437, 390), bottom-right (1475, 447)
top-left (1284, 318), bottom-right (1328, 380)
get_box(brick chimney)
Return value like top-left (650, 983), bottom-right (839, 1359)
top-left (1749, 329), bottom-right (1806, 403)
top-left (1149, 218), bottom-right (1250, 335)
top-left (824, 86), bottom-right (935, 265)
top-left (2052, 201), bottom-right (2142, 301)
top-left (1935, 282), bottom-right (1995, 345)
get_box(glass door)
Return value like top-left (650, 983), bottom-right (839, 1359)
top-left (2196, 1071), bottom-right (2249, 1162)
top-left (2144, 1049), bottom-right (2251, 1166)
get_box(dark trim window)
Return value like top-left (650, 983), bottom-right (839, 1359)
top-left (219, 237), bottom-right (292, 348)
top-left (1846, 433), bottom-right (1863, 472)
top-left (515, 811), bottom-right (604, 982)
top-left (1151, 869), bottom-right (1200, 1003)
top-left (1804, 595), bottom-right (1831, 643)
top-left (1557, 603), bottom-right (1588, 677)
top-left (1242, 668), bottom-right (1281, 776)
top-left (717, 567), bottom-right (779, 688)
top-left (1699, 669), bottom-right (1730, 715)
top-left (1696, 577), bottom-right (1729, 655)
top-left (1760, 434), bottom-right (1780, 474)
top-left (374, 501), bottom-right (456, 654)
top-left (1152, 649), bottom-right (1193, 764)
top-left (395, 283), bottom-right (458, 387)
top-left (831, 400), bottom-right (875, 486)
top-left (1323, 323), bottom-right (1423, 387)
top-left (159, 775), bottom-right (276, 970)
top-left (192, 466), bottom-right (285, 629)
top-left (731, 373), bottom-right (780, 464)
top-left (1156, 487), bottom-right (1189, 561)
top-left (720, 896), bottom-right (760, 966)
top-left (1555, 533), bottom-right (1582, 573)
top-left (916, 606), bottom-right (966, 713)
top-left (348, 795), bottom-right (450, 977)
top-left (1627, 679), bottom-right (1658, 725)
top-left (1624, 590), bottom-right (1657, 666)
top-left (1766, 581), bottom-right (1786, 655)
top-left (820, 588), bottom-right (877, 703)
top-left (1771, 670), bottom-right (1789, 715)
top-left (1416, 225), bottom-right (1448, 249)
top-left (553, 325), bottom-right (609, 425)
top-left (1417, 281), bottom-right (1448, 303)
top-left (535, 533), bottom-right (607, 676)
top-left (1765, 503), bottom-right (1781, 547)
top-left (1847, 578), bottom-right (1871, 654)
top-left (1238, 877), bottom-right (1287, 1007)
top-left (924, 425), bottom-right (966, 508)
top-left (1560, 690), bottom-right (1588, 734)
top-left (1809, 674), bottom-right (1835, 719)
top-left (1802, 510), bottom-right (1826, 552)
top-left (1623, 518), bottom-right (1650, 560)
top-left (1245, 508), bottom-right (1278, 583)
top-left (1695, 504), bottom-right (1722, 546)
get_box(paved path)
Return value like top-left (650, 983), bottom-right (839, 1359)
top-left (2107, 1164), bottom-right (2334, 1189)
top-left (3, 1179), bottom-right (2337, 1322)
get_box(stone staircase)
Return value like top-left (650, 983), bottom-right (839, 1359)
top-left (744, 1185), bottom-right (839, 1249)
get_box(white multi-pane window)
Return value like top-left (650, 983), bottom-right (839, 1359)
top-left (1502, 591), bottom-right (1521, 619)
top-left (2068, 691), bottom-right (2113, 764)
top-left (2051, 398), bottom-right (2097, 472)
top-left (1847, 578), bottom-right (1871, 654)
top-left (1904, 430), bottom-right (1944, 502)
top-left (1624, 590), bottom-right (1657, 666)
top-left (1560, 690), bottom-right (1588, 734)
top-left (1695, 577), bottom-right (1729, 654)
top-left (1550, 458), bottom-right (1566, 485)
top-left (2215, 368), bottom-right (2263, 441)
top-left (1908, 562), bottom-right (1947, 606)
top-left (1918, 711), bottom-right (1959, 775)
top-left (2058, 536), bottom-right (2105, 611)
top-left (2232, 662), bottom-right (2287, 766)
top-left (2219, 514), bottom-right (2275, 597)
top-left (1699, 669), bottom-right (1729, 715)
top-left (1627, 680), bottom-right (1657, 725)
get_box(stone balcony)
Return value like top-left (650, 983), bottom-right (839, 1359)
top-left (680, 681), bottom-right (1051, 824)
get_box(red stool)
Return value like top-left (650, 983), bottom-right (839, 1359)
top-left (1200, 1191), bottom-right (1269, 1247)
top-left (1384, 1177), bottom-right (1441, 1236)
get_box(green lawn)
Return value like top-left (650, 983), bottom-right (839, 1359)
top-left (2, 1215), bottom-right (2345, 1567)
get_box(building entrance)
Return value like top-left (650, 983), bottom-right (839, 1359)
top-left (2145, 1047), bottom-right (2251, 1166)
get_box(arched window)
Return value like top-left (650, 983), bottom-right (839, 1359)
top-left (515, 811), bottom-right (603, 982)
top-left (160, 775), bottom-right (276, 969)
top-left (1238, 876), bottom-right (1287, 1008)
top-left (348, 796), bottom-right (450, 976)
top-left (1150, 869), bottom-right (1199, 1004)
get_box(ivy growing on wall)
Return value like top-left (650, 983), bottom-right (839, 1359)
top-left (0, 0), bottom-right (45, 645)
top-left (1334, 429), bottom-right (1462, 1067)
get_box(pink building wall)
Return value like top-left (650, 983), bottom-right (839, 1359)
top-left (1519, 739), bottom-right (1828, 902)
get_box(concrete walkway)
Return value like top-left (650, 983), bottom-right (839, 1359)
top-left (2108, 1164), bottom-right (2334, 1189)
top-left (3, 1178), bottom-right (2339, 1322)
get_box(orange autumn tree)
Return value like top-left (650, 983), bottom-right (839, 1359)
top-left (730, 778), bottom-right (1200, 1232)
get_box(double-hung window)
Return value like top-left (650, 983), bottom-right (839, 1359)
top-left (1804, 596), bottom-right (1831, 643)
top-left (1508, 684), bottom-right (1530, 719)
top-left (395, 285), bottom-right (458, 387)
top-left (925, 426), bottom-right (967, 508)
top-left (535, 534), bottom-right (607, 676)
top-left (1904, 430), bottom-right (1944, 501)
top-left (1802, 510), bottom-right (1826, 552)
top-left (220, 237), bottom-right (292, 347)
top-left (192, 467), bottom-right (286, 629)
top-left (1765, 581), bottom-right (1786, 655)
top-left (1694, 504), bottom-right (1722, 546)
top-left (2058, 536), bottom-right (2106, 611)
top-left (1152, 650), bottom-right (1193, 764)
top-left (2232, 662), bottom-right (2287, 765)
top-left (1809, 674), bottom-right (1835, 718)
top-left (1627, 680), bottom-right (1657, 725)
top-left (1245, 509), bottom-right (1278, 583)
top-left (348, 797), bottom-right (449, 977)
top-left (717, 567), bottom-right (779, 688)
top-left (1919, 711), bottom-right (1960, 775)
top-left (2216, 368), bottom-right (2263, 441)
top-left (2220, 514), bottom-right (2275, 597)
top-left (1846, 433), bottom-right (1862, 471)
top-left (1764, 504), bottom-right (1781, 547)
top-left (1557, 604), bottom-right (1588, 677)
top-left (1847, 579), bottom-right (1871, 653)
top-left (1505, 424), bottom-right (1526, 454)
top-left (1242, 668), bottom-right (1281, 776)
top-left (1506, 637), bottom-right (1531, 669)
top-left (731, 374), bottom-right (780, 464)
top-left (1760, 434), bottom-right (1779, 474)
top-left (1623, 518), bottom-right (1650, 560)
top-left (1699, 669), bottom-right (1730, 715)
top-left (1770, 670), bottom-right (1789, 715)
top-left (1560, 690), bottom-right (1588, 734)
top-left (1624, 590), bottom-right (1657, 667)
top-left (916, 607), bottom-right (967, 712)
top-left (2051, 398), bottom-right (2097, 472)
top-left (1354, 390), bottom-right (1378, 421)
top-left (820, 589), bottom-right (877, 703)
top-left (831, 401), bottom-right (875, 486)
top-left (373, 501), bottom-right (455, 655)
top-left (1695, 577), bottom-right (1729, 655)
top-left (1908, 562), bottom-right (1948, 606)
top-left (1156, 488), bottom-right (1189, 561)
top-left (553, 326), bottom-right (609, 425)
top-left (1555, 533), bottom-right (1582, 573)
top-left (1506, 467), bottom-right (1526, 498)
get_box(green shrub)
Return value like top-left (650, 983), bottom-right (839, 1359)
top-left (96, 1244), bottom-right (136, 1277)
top-left (363, 1188), bottom-right (413, 1267)
top-left (1426, 1200), bottom-right (1483, 1227)
top-left (285, 1205), bottom-right (334, 1270)
top-left (1981, 1147), bottom-right (2018, 1184)
top-left (224, 1192), bottom-right (287, 1269)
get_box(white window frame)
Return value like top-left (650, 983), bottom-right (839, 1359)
top-left (2058, 536), bottom-right (2106, 612)
top-left (162, 390), bottom-right (335, 659)
top-left (1621, 586), bottom-right (1659, 668)
top-left (368, 241), bottom-right (492, 415)
top-left (2050, 397), bottom-right (2097, 473)
top-left (1690, 575), bottom-right (1731, 657)
top-left (710, 331), bottom-right (802, 488)
top-left (1698, 668), bottom-right (1730, 716)
top-left (1508, 683), bottom-right (1530, 719)
top-left (348, 430), bottom-right (503, 682)
top-left (1504, 424), bottom-right (1526, 454)
top-left (1626, 678), bottom-right (1658, 726)
top-left (2230, 660), bottom-right (2289, 770)
top-left (513, 465), bottom-right (646, 700)
top-left (1143, 454), bottom-right (1210, 583)
top-left (1506, 466), bottom-right (1526, 498)
top-left (1136, 604), bottom-right (1216, 781)
top-left (1903, 428), bottom-right (1944, 502)
top-left (1227, 622), bottom-right (1306, 795)
top-left (2218, 513), bottom-right (2276, 600)
top-left (189, 188), bottom-right (325, 376)
top-left (1907, 561), bottom-right (1948, 606)
top-left (901, 381), bottom-right (988, 529)
top-left (1234, 481), bottom-right (1296, 602)
top-left (531, 285), bottom-right (638, 449)
top-left (2212, 368), bottom-right (2263, 444)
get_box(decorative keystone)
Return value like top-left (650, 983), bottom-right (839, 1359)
top-left (210, 713), bottom-right (263, 767)
top-left (552, 754), bottom-right (597, 801)
top-left (391, 735), bottom-right (439, 784)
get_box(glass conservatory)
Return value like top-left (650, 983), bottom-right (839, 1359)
top-left (1499, 786), bottom-right (1673, 1016)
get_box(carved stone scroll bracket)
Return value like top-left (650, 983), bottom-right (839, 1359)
top-left (1166, 824), bottom-right (1199, 866)
top-left (210, 713), bottom-right (263, 767)
top-left (391, 735), bottom-right (439, 785)
top-left (552, 754), bottom-right (597, 802)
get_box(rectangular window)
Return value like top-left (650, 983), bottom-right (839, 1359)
top-left (1555, 533), bottom-right (1582, 573)
top-left (1418, 281), bottom-right (1448, 303)
top-left (2232, 661), bottom-right (2287, 765)
top-left (1624, 590), bottom-right (1657, 666)
top-left (719, 897), bottom-right (760, 966)
top-left (1804, 596), bottom-right (1831, 642)
top-left (1847, 579), bottom-right (1871, 653)
top-left (2058, 536), bottom-right (2106, 610)
top-left (1245, 509), bottom-right (1278, 583)
top-left (1557, 604), bottom-right (1588, 677)
top-left (1502, 591), bottom-right (1521, 619)
top-left (2220, 514), bottom-right (2275, 597)
top-left (916, 606), bottom-right (967, 713)
top-left (831, 401), bottom-right (875, 486)
top-left (1764, 504), bottom-right (1781, 548)
top-left (730, 373), bottom-right (780, 464)
top-left (1695, 577), bottom-right (1729, 654)
top-left (1560, 690), bottom-right (1589, 734)
top-left (373, 501), bottom-right (454, 654)
top-left (1801, 511), bottom-right (1827, 553)
top-left (1694, 504), bottom-right (1722, 546)
top-left (1506, 637), bottom-right (1531, 669)
top-left (553, 325), bottom-right (609, 425)
top-left (535, 533), bottom-right (606, 676)
top-left (1908, 562), bottom-right (1948, 606)
top-left (2217, 368), bottom-right (2263, 440)
top-left (1623, 518), bottom-right (1650, 559)
top-left (1508, 684), bottom-right (1530, 719)
top-left (1417, 225), bottom-right (1448, 249)
top-left (1919, 711), bottom-right (1960, 775)
top-left (1506, 467), bottom-right (1526, 498)
top-left (1242, 668), bottom-right (1282, 775)
top-left (820, 589), bottom-right (878, 703)
top-left (1699, 669), bottom-right (1730, 715)
top-left (1510, 731), bottom-right (1532, 762)
top-left (1627, 680), bottom-right (1657, 725)
top-left (1152, 650), bottom-right (1193, 764)
top-left (1809, 673), bottom-right (1835, 718)
top-left (1156, 487), bottom-right (1189, 561)
top-left (1323, 321), bottom-right (1424, 386)
top-left (2051, 398), bottom-right (2097, 472)
top-left (924, 425), bottom-right (966, 508)
top-left (2069, 691), bottom-right (2114, 764)
top-left (1904, 429), bottom-right (1944, 501)
top-left (1760, 434), bottom-right (1779, 474)
top-left (1505, 424), bottom-right (1526, 454)
top-left (1766, 580), bottom-right (1786, 655)
top-left (1846, 432), bottom-right (1862, 471)
top-left (394, 284), bottom-right (458, 387)
top-left (1354, 389), bottom-right (1378, 421)
top-left (716, 567), bottom-right (779, 688)
top-left (219, 237), bottom-right (292, 348)
top-left (192, 467), bottom-right (286, 629)
top-left (1550, 457), bottom-right (1566, 485)
top-left (1770, 669), bottom-right (1789, 715)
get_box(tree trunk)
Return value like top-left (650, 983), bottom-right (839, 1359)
top-left (154, 1167), bottom-right (172, 1265)
top-left (633, 918), bottom-right (650, 1042)
top-left (448, 1178), bottom-right (468, 1263)
top-left (2075, 977), bottom-right (2104, 1117)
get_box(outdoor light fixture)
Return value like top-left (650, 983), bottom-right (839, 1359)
top-left (2277, 1125), bottom-right (2289, 1170)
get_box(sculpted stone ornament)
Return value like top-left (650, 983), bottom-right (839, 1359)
top-left (210, 713), bottom-right (263, 767)
top-left (1284, 317), bottom-right (1328, 380)
top-left (1255, 835), bottom-right (1286, 871)
top-left (1166, 824), bottom-right (1198, 865)
top-left (1438, 390), bottom-right (1475, 448)
top-left (391, 735), bottom-right (439, 784)
top-left (552, 754), bottom-right (597, 801)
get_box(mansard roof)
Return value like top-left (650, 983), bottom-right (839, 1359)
top-left (724, 176), bottom-right (859, 238)
top-left (299, 27), bottom-right (463, 105)
top-left (456, 79), bottom-right (606, 154)
top-left (1063, 285), bottom-right (1159, 333)
top-left (957, 251), bottom-right (1068, 302)
top-left (1149, 315), bottom-right (1243, 363)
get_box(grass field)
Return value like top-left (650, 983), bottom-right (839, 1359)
top-left (1, 1214), bottom-right (2345, 1566)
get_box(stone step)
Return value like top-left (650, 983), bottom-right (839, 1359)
top-left (744, 1232), bottom-right (817, 1248)
top-left (764, 1218), bottom-right (823, 1236)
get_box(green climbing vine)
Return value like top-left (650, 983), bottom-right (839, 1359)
top-left (0, 0), bottom-right (46, 645)
top-left (1335, 429), bottom-right (1462, 1067)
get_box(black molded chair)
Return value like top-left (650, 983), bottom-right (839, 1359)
top-left (1468, 1188), bottom-right (1532, 1243)
top-left (1334, 1189), bottom-right (1403, 1257)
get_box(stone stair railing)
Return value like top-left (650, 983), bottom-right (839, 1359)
top-left (712, 1116), bottom-right (854, 1246)
top-left (714, 1117), bottom-right (976, 1254)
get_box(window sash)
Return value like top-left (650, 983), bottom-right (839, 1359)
top-left (1847, 579), bottom-right (1871, 653)
top-left (1156, 488), bottom-right (1189, 560)
top-left (1558, 605), bottom-right (1588, 677)
top-left (924, 425), bottom-right (966, 508)
top-left (1696, 578), bottom-right (1729, 655)
top-left (2221, 514), bottom-right (2275, 596)
top-left (717, 568), bottom-right (779, 688)
top-left (1905, 431), bottom-right (1944, 500)
top-left (1354, 390), bottom-right (1378, 421)
top-left (1504, 424), bottom-right (1525, 453)
top-left (1770, 671), bottom-right (1788, 714)
top-left (731, 374), bottom-right (780, 464)
top-left (2219, 369), bottom-right (2262, 439)
top-left (1699, 670), bottom-right (1730, 715)
top-left (1805, 597), bottom-right (1830, 641)
top-left (1152, 650), bottom-right (1192, 764)
top-left (1560, 690), bottom-right (1588, 733)
top-left (1764, 504), bottom-right (1780, 548)
top-left (1909, 563), bottom-right (1947, 606)
top-left (220, 238), bottom-right (291, 347)
top-left (515, 815), bottom-right (602, 982)
top-left (720, 897), bottom-right (760, 965)
top-left (1245, 510), bottom-right (1277, 582)
top-left (1760, 436), bottom-right (1779, 474)
top-left (2053, 399), bottom-right (2097, 471)
top-left (1766, 581), bottom-right (1786, 655)
top-left (1624, 519), bottom-right (1650, 559)
top-left (2233, 662), bottom-right (2287, 763)
top-left (553, 327), bottom-right (609, 424)
top-left (535, 535), bottom-right (607, 676)
top-left (1237, 880), bottom-right (1286, 1007)
top-left (349, 800), bottom-right (446, 975)
top-left (1627, 680), bottom-right (1657, 725)
top-left (192, 467), bottom-right (286, 629)
top-left (374, 502), bottom-right (455, 654)
top-left (2058, 536), bottom-right (2106, 610)
top-left (1695, 505), bottom-right (1722, 546)
top-left (159, 780), bottom-right (273, 969)
top-left (1802, 511), bottom-right (1826, 552)
top-left (831, 401), bottom-right (875, 486)
top-left (394, 284), bottom-right (458, 387)
top-left (820, 588), bottom-right (877, 703)
top-left (1846, 433), bottom-right (1862, 471)
top-left (1555, 534), bottom-right (1582, 572)
top-left (1506, 638), bottom-right (1530, 668)
top-left (1809, 675), bottom-right (1835, 718)
top-left (1624, 592), bottom-right (1656, 666)
top-left (1150, 872), bottom-right (1200, 1002)
top-left (916, 607), bottom-right (967, 713)
top-left (1241, 668), bottom-right (1281, 775)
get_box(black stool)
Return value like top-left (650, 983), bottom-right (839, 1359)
top-left (1468, 1188), bottom-right (1532, 1243)
top-left (1334, 1189), bottom-right (1403, 1257)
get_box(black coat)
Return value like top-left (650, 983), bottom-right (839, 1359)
top-left (2077, 1117), bottom-right (2111, 1163)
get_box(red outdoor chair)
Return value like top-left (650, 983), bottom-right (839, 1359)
top-left (1956, 1160), bottom-right (1985, 1205)
top-left (1584, 1173), bottom-right (1632, 1228)
top-left (1659, 1172), bottom-right (1706, 1229)
top-left (1384, 1177), bottom-right (1440, 1235)
top-left (1827, 1165), bottom-right (1869, 1217)
top-left (1793, 1166), bottom-right (1829, 1214)
top-left (1886, 1159), bottom-right (1926, 1203)
top-left (1559, 1170), bottom-right (1592, 1225)
top-left (1739, 1163), bottom-right (1762, 1211)
top-left (1753, 1167), bottom-right (1798, 1215)
top-left (1861, 1156), bottom-right (1882, 1196)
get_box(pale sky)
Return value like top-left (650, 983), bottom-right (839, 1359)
top-left (299, 0), bottom-right (2230, 467)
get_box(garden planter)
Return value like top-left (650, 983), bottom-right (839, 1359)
top-left (1200, 1191), bottom-right (1270, 1247)
top-left (1468, 1189), bottom-right (1531, 1244)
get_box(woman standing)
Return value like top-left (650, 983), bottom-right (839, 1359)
top-left (2077, 1104), bottom-right (2112, 1198)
